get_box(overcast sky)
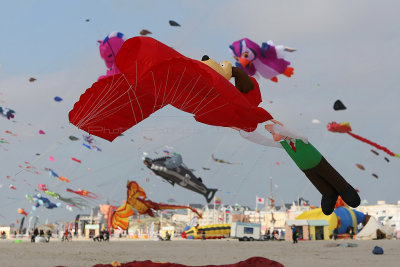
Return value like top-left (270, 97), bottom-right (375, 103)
top-left (0, 0), bottom-right (399, 225)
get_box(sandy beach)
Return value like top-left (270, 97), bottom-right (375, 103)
top-left (0, 239), bottom-right (398, 267)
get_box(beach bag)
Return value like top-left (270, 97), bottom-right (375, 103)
top-left (372, 246), bottom-right (384, 255)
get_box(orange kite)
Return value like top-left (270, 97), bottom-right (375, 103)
top-left (112, 181), bottom-right (201, 230)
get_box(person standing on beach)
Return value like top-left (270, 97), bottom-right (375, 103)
top-left (291, 225), bottom-right (298, 244)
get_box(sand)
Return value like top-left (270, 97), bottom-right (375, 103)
top-left (0, 239), bottom-right (398, 267)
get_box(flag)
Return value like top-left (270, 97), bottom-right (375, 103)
top-left (214, 197), bottom-right (222, 204)
top-left (256, 196), bottom-right (264, 204)
top-left (225, 209), bottom-right (231, 214)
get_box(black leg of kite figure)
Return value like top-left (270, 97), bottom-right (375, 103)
top-left (263, 124), bottom-right (360, 215)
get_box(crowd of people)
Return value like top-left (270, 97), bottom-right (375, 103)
top-left (265, 229), bottom-right (285, 241)
top-left (30, 228), bottom-right (52, 243)
top-left (92, 229), bottom-right (110, 242)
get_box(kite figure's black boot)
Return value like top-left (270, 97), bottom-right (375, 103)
top-left (303, 156), bottom-right (361, 211)
top-left (339, 185), bottom-right (361, 208)
top-left (321, 194), bottom-right (339, 215)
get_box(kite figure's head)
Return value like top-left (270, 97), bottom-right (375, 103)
top-left (200, 55), bottom-right (232, 80)
top-left (98, 32), bottom-right (126, 69)
top-left (200, 55), bottom-right (254, 94)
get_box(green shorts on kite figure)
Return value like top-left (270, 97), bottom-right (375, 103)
top-left (240, 124), bottom-right (360, 215)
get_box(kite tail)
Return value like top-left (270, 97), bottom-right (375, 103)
top-left (347, 132), bottom-right (396, 157)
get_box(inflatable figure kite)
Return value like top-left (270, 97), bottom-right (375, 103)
top-left (66, 188), bottom-right (98, 199)
top-left (69, 36), bottom-right (274, 142)
top-left (97, 32), bottom-right (126, 81)
top-left (0, 107), bottom-right (15, 120)
top-left (229, 38), bottom-right (294, 82)
top-left (297, 206), bottom-right (369, 236)
top-left (26, 194), bottom-right (61, 210)
top-left (246, 123), bottom-right (361, 216)
top-left (327, 122), bottom-right (400, 158)
top-left (111, 181), bottom-right (201, 230)
top-left (143, 154), bottom-right (217, 203)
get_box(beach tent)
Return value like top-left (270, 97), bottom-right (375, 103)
top-left (296, 207), bottom-right (365, 235)
top-left (307, 220), bottom-right (330, 240)
top-left (383, 224), bottom-right (395, 239)
top-left (285, 220), bottom-right (309, 241)
top-left (357, 216), bottom-right (391, 240)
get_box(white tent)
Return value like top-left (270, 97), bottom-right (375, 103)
top-left (357, 216), bottom-right (392, 240)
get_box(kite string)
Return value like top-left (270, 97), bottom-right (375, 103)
top-left (12, 128), bottom-right (78, 178)
top-left (197, 131), bottom-right (229, 179)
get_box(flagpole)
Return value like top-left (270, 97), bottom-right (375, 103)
top-left (270, 176), bottom-right (275, 234)
top-left (255, 195), bottom-right (258, 213)
top-left (223, 207), bottom-right (226, 224)
top-left (213, 196), bottom-right (216, 224)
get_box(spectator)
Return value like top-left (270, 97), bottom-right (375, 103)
top-left (291, 225), bottom-right (298, 244)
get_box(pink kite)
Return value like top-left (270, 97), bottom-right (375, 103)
top-left (49, 156), bottom-right (55, 162)
top-left (38, 184), bottom-right (47, 191)
top-left (97, 32), bottom-right (126, 81)
top-left (39, 130), bottom-right (45, 134)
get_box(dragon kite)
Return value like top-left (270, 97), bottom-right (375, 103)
top-left (111, 181), bottom-right (201, 230)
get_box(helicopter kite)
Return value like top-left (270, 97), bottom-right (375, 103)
top-left (143, 154), bottom-right (217, 203)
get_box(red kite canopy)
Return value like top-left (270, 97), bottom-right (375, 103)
top-left (69, 37), bottom-right (272, 141)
